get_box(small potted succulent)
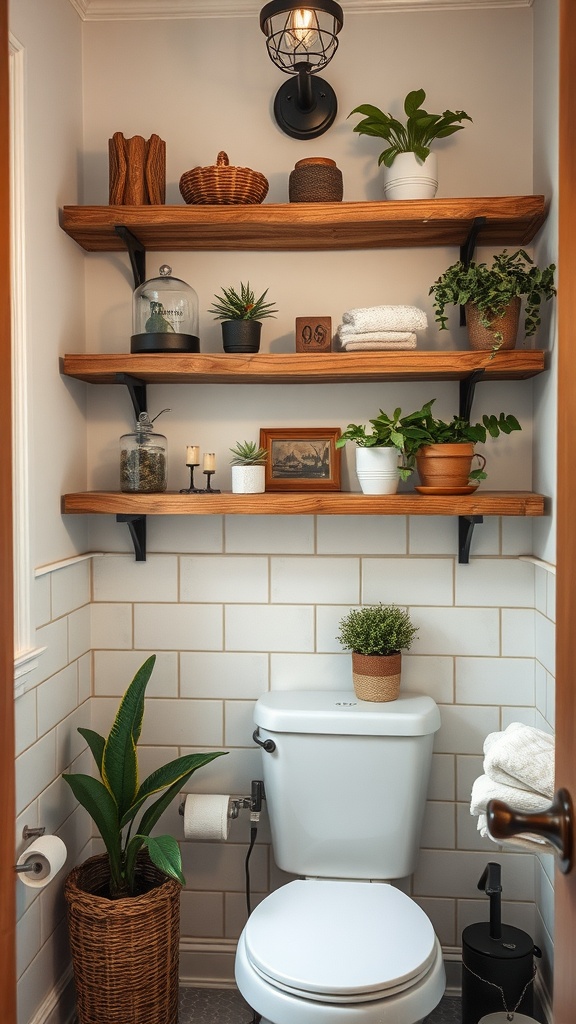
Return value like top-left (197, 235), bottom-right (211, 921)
top-left (229, 440), bottom-right (269, 493)
top-left (337, 603), bottom-right (418, 702)
top-left (348, 87), bottom-right (472, 199)
top-left (208, 281), bottom-right (277, 353)
top-left (429, 248), bottom-right (557, 353)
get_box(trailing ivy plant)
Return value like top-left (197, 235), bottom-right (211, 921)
top-left (429, 248), bottom-right (556, 347)
top-left (348, 88), bottom-right (472, 167)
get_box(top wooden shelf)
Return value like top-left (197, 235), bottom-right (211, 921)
top-left (60, 196), bottom-right (548, 252)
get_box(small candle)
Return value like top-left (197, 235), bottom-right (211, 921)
top-left (186, 445), bottom-right (199, 465)
top-left (203, 452), bottom-right (216, 472)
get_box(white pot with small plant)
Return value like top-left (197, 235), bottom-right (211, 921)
top-left (229, 440), bottom-right (268, 493)
top-left (208, 282), bottom-right (277, 353)
top-left (336, 407), bottom-right (413, 494)
top-left (337, 604), bottom-right (418, 702)
top-left (349, 88), bottom-right (472, 200)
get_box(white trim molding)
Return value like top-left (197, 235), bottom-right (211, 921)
top-left (70, 0), bottom-right (533, 21)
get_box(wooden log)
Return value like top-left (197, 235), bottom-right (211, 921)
top-left (108, 132), bottom-right (166, 205)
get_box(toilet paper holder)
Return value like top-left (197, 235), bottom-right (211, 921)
top-left (14, 825), bottom-right (47, 874)
top-left (178, 795), bottom-right (251, 820)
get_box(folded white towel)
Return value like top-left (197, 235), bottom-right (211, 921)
top-left (471, 774), bottom-right (552, 851)
top-left (339, 337), bottom-right (417, 351)
top-left (483, 722), bottom-right (554, 798)
top-left (337, 326), bottom-right (417, 342)
top-left (341, 305), bottom-right (428, 333)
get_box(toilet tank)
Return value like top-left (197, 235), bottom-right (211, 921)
top-left (254, 691), bottom-right (441, 880)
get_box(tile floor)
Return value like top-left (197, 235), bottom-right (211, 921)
top-left (178, 988), bottom-right (461, 1023)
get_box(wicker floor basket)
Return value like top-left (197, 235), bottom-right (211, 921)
top-left (65, 854), bottom-right (181, 1024)
top-left (179, 151), bottom-right (268, 205)
top-left (352, 652), bottom-right (402, 702)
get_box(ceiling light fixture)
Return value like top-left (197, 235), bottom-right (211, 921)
top-left (260, 2), bottom-right (344, 140)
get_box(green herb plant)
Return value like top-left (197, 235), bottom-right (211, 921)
top-left (349, 88), bottom-right (472, 167)
top-left (229, 440), bottom-right (269, 465)
top-left (429, 248), bottom-right (556, 349)
top-left (208, 282), bottom-right (277, 321)
top-left (337, 604), bottom-right (418, 656)
top-left (62, 655), bottom-right (226, 897)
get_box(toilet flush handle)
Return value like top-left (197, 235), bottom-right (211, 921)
top-left (252, 728), bottom-right (276, 753)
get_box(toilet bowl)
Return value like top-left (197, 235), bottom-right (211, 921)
top-left (235, 879), bottom-right (446, 1024)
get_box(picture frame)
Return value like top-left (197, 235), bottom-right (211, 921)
top-left (259, 428), bottom-right (342, 492)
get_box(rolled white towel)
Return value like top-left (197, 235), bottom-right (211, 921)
top-left (483, 722), bottom-right (554, 798)
top-left (471, 773), bottom-right (551, 819)
top-left (339, 337), bottom-right (417, 351)
top-left (341, 305), bottom-right (428, 333)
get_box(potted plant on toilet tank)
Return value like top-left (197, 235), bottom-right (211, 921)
top-left (62, 655), bottom-right (226, 1024)
top-left (337, 604), bottom-right (418, 702)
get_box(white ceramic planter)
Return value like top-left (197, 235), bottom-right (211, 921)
top-left (383, 152), bottom-right (438, 201)
top-left (231, 464), bottom-right (266, 494)
top-left (355, 446), bottom-right (400, 495)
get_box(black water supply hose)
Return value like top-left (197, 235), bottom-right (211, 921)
top-left (242, 780), bottom-right (265, 1023)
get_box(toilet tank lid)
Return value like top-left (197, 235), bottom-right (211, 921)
top-left (254, 691), bottom-right (441, 736)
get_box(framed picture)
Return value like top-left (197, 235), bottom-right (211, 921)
top-left (259, 428), bottom-right (341, 492)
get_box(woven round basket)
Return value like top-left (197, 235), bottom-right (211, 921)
top-left (352, 652), bottom-right (402, 702)
top-left (64, 853), bottom-right (181, 1024)
top-left (289, 157), bottom-right (343, 203)
top-left (179, 151), bottom-right (269, 205)
top-left (466, 296), bottom-right (521, 351)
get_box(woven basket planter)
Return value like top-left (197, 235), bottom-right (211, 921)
top-left (352, 652), bottom-right (402, 702)
top-left (64, 854), bottom-right (181, 1024)
top-left (179, 151), bottom-right (268, 205)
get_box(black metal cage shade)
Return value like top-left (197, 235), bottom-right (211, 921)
top-left (260, 1), bottom-right (343, 75)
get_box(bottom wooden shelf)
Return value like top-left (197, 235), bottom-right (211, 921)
top-left (62, 490), bottom-right (545, 517)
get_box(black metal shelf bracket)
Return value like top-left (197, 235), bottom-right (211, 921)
top-left (116, 514), bottom-right (147, 561)
top-left (114, 224), bottom-right (146, 290)
top-left (459, 368), bottom-right (486, 421)
top-left (459, 216), bottom-right (487, 326)
top-left (114, 373), bottom-right (148, 418)
top-left (458, 514), bottom-right (483, 564)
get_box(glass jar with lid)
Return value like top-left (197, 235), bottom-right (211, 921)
top-left (120, 411), bottom-right (168, 493)
top-left (131, 265), bottom-right (199, 353)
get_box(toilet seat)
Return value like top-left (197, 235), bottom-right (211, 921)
top-left (243, 879), bottom-right (437, 1004)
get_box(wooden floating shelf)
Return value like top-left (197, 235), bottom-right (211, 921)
top-left (60, 196), bottom-right (548, 253)
top-left (62, 491), bottom-right (545, 518)
top-left (62, 350), bottom-right (546, 386)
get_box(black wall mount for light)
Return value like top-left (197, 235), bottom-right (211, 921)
top-left (260, 1), bottom-right (343, 139)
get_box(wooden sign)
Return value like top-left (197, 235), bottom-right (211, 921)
top-left (295, 316), bottom-right (332, 352)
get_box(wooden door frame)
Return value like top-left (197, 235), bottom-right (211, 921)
top-left (0, 0), bottom-right (16, 1018)
top-left (554, 1), bottom-right (576, 1019)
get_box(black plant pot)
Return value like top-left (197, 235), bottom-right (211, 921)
top-left (221, 320), bottom-right (262, 353)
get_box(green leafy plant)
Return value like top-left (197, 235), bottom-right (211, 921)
top-left (62, 655), bottom-right (226, 897)
top-left (338, 400), bottom-right (521, 481)
top-left (208, 282), bottom-right (277, 321)
top-left (349, 88), bottom-right (472, 167)
top-left (229, 440), bottom-right (269, 465)
top-left (429, 249), bottom-right (556, 348)
top-left (337, 604), bottom-right (418, 656)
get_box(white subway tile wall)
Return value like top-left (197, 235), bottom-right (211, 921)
top-left (16, 533), bottom-right (556, 1003)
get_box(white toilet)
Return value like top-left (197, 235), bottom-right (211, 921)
top-left (235, 690), bottom-right (446, 1024)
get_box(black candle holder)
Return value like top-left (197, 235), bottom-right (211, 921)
top-left (202, 470), bottom-right (221, 494)
top-left (179, 462), bottom-right (203, 494)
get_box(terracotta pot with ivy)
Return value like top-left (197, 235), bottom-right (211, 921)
top-left (337, 604), bottom-right (418, 702)
top-left (429, 248), bottom-right (556, 353)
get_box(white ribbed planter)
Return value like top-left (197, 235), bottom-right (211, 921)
top-left (383, 152), bottom-right (438, 200)
top-left (231, 465), bottom-right (266, 494)
top-left (355, 447), bottom-right (400, 495)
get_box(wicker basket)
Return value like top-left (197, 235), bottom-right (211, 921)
top-left (352, 652), bottom-right (402, 702)
top-left (179, 151), bottom-right (269, 205)
top-left (64, 854), bottom-right (181, 1024)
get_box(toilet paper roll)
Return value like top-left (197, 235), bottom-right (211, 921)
top-left (183, 794), bottom-right (231, 842)
top-left (16, 835), bottom-right (67, 888)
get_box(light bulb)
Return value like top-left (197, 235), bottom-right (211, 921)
top-left (284, 8), bottom-right (319, 51)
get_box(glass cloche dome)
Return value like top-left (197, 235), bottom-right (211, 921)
top-left (131, 264), bottom-right (199, 353)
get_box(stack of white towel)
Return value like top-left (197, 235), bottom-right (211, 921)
top-left (336, 305), bottom-right (428, 351)
top-left (470, 722), bottom-right (554, 849)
